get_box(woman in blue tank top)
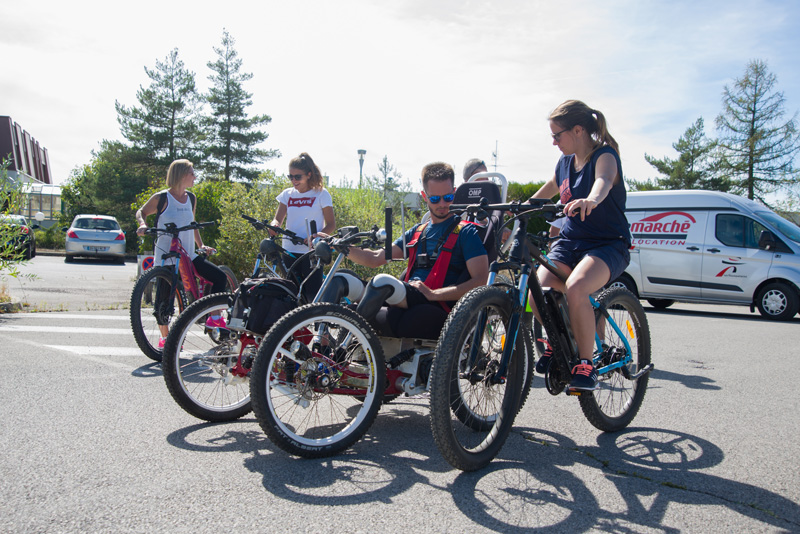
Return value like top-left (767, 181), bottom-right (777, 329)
top-left (528, 100), bottom-right (631, 392)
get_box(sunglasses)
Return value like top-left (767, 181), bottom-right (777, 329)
top-left (288, 173), bottom-right (305, 181)
top-left (551, 127), bottom-right (571, 142)
top-left (426, 192), bottom-right (455, 204)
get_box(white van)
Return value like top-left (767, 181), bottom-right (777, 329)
top-left (611, 190), bottom-right (800, 321)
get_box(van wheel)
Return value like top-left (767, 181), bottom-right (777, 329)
top-left (755, 282), bottom-right (799, 321)
top-left (608, 275), bottom-right (637, 297)
top-left (646, 299), bottom-right (674, 309)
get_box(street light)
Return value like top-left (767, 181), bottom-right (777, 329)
top-left (358, 149), bottom-right (366, 188)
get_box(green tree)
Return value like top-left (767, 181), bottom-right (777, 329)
top-left (364, 155), bottom-right (411, 213)
top-left (204, 30), bottom-right (279, 181)
top-left (715, 59), bottom-right (800, 206)
top-left (115, 49), bottom-right (204, 171)
top-left (645, 117), bottom-right (723, 190)
top-left (62, 141), bottom-right (158, 252)
top-left (1, 158), bottom-right (29, 278)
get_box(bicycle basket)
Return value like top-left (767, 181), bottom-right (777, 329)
top-left (227, 278), bottom-right (300, 335)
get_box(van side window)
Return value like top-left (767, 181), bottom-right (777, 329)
top-left (716, 214), bottom-right (768, 248)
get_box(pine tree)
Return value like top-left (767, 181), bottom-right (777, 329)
top-left (645, 118), bottom-right (723, 190)
top-left (715, 59), bottom-right (800, 206)
top-left (115, 49), bottom-right (203, 172)
top-left (204, 30), bottom-right (278, 181)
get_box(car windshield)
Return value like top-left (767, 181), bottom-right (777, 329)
top-left (756, 211), bottom-right (800, 243)
top-left (0, 215), bottom-right (26, 225)
top-left (74, 218), bottom-right (120, 231)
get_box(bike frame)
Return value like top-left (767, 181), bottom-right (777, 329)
top-left (464, 202), bottom-right (635, 386)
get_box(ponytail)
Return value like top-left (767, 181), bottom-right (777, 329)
top-left (549, 100), bottom-right (620, 156)
top-left (289, 152), bottom-right (324, 190)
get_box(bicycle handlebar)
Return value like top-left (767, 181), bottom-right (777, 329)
top-left (144, 221), bottom-right (215, 237)
top-left (240, 214), bottom-right (307, 246)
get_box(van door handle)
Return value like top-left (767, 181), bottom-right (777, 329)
top-left (708, 248), bottom-right (721, 253)
top-left (686, 246), bottom-right (699, 251)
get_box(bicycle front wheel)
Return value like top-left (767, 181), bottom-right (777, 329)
top-left (130, 266), bottom-right (186, 362)
top-left (430, 285), bottom-right (525, 472)
top-left (579, 286), bottom-right (652, 432)
top-left (250, 303), bottom-right (385, 459)
top-left (161, 293), bottom-right (251, 422)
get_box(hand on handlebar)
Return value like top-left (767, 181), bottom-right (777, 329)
top-left (563, 198), bottom-right (598, 221)
top-left (136, 225), bottom-right (148, 237)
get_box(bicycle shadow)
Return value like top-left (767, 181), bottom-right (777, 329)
top-left (450, 426), bottom-right (800, 532)
top-left (131, 360), bottom-right (162, 378)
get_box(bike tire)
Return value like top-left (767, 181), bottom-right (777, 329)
top-left (430, 285), bottom-right (525, 471)
top-left (579, 286), bottom-right (651, 432)
top-left (161, 293), bottom-right (252, 422)
top-left (517, 326), bottom-right (534, 414)
top-left (218, 265), bottom-right (239, 292)
top-left (250, 303), bottom-right (385, 458)
top-left (130, 266), bottom-right (186, 362)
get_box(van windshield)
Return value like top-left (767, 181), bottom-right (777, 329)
top-left (756, 211), bottom-right (800, 243)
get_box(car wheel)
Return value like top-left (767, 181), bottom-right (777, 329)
top-left (24, 243), bottom-right (33, 260)
top-left (607, 275), bottom-right (637, 297)
top-left (646, 298), bottom-right (674, 309)
top-left (755, 282), bottom-right (799, 321)
top-left (65, 255), bottom-right (74, 263)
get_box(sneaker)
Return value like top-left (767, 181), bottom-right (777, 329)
top-left (535, 339), bottom-right (553, 374)
top-left (205, 315), bottom-right (227, 329)
top-left (158, 336), bottom-right (166, 349)
top-left (568, 360), bottom-right (599, 391)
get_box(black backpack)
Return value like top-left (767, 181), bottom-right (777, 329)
top-left (227, 278), bottom-right (300, 335)
top-left (154, 190), bottom-right (196, 229)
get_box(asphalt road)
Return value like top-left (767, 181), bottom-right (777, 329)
top-left (1, 256), bottom-right (799, 532)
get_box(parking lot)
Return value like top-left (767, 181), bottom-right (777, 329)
top-left (1, 255), bottom-right (798, 532)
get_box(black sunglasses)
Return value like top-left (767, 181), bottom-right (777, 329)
top-left (427, 193), bottom-right (455, 204)
top-left (288, 173), bottom-right (305, 181)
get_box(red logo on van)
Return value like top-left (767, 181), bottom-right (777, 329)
top-left (288, 197), bottom-right (316, 208)
top-left (630, 211), bottom-right (696, 240)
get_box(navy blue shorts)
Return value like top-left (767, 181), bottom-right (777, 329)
top-left (547, 239), bottom-right (630, 283)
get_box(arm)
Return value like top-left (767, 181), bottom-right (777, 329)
top-left (346, 243), bottom-right (404, 269)
top-left (410, 254), bottom-right (489, 302)
top-left (268, 203), bottom-right (288, 237)
top-left (530, 175), bottom-right (559, 200)
top-left (320, 206), bottom-right (336, 236)
top-left (564, 152), bottom-right (618, 221)
top-left (135, 193), bottom-right (160, 236)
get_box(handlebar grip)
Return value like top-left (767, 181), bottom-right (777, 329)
top-left (384, 207), bottom-right (392, 262)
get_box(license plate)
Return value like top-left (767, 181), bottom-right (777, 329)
top-left (87, 246), bottom-right (108, 252)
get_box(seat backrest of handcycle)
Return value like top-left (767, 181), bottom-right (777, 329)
top-left (453, 180), bottom-right (503, 263)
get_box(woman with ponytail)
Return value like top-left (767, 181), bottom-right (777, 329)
top-left (269, 152), bottom-right (335, 299)
top-left (528, 100), bottom-right (631, 392)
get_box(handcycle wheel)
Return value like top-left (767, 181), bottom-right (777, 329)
top-left (130, 266), bottom-right (187, 362)
top-left (218, 265), bottom-right (239, 292)
top-left (430, 285), bottom-right (525, 471)
top-left (579, 286), bottom-right (652, 432)
top-left (250, 303), bottom-right (385, 458)
top-left (161, 293), bottom-right (252, 422)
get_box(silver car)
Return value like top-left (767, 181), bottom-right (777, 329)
top-left (64, 214), bottom-right (127, 263)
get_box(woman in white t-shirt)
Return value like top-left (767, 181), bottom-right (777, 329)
top-left (269, 152), bottom-right (335, 299)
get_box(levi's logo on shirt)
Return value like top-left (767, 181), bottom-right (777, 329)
top-left (288, 197), bottom-right (316, 208)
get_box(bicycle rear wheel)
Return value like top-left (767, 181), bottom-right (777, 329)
top-left (161, 293), bottom-right (251, 422)
top-left (250, 303), bottom-right (385, 459)
top-left (579, 286), bottom-right (651, 432)
top-left (430, 285), bottom-right (525, 471)
top-left (130, 266), bottom-right (186, 362)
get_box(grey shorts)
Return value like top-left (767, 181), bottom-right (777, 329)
top-left (547, 239), bottom-right (631, 283)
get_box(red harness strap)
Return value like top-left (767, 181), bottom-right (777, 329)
top-left (405, 219), bottom-right (470, 311)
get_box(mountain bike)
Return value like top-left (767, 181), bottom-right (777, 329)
top-left (161, 217), bottom-right (372, 422)
top-left (429, 198), bottom-right (654, 471)
top-left (129, 221), bottom-right (237, 362)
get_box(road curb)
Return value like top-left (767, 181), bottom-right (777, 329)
top-left (0, 296), bottom-right (23, 313)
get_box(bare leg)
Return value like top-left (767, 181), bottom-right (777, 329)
top-left (563, 256), bottom-right (610, 361)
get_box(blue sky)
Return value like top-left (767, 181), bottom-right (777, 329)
top-left (2, 0), bottom-right (798, 190)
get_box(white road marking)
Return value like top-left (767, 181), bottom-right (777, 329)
top-left (0, 325), bottom-right (131, 334)
top-left (45, 345), bottom-right (144, 357)
top-left (8, 313), bottom-right (129, 321)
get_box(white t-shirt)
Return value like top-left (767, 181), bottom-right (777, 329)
top-left (275, 187), bottom-right (333, 253)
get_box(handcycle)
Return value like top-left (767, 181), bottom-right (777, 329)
top-left (129, 221), bottom-right (238, 361)
top-left (247, 205), bottom-right (537, 460)
top-left (161, 217), bottom-right (380, 422)
top-left (429, 198), bottom-right (654, 471)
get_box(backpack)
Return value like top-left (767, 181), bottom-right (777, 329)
top-left (227, 277), bottom-right (300, 335)
top-left (154, 190), bottom-right (196, 229)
